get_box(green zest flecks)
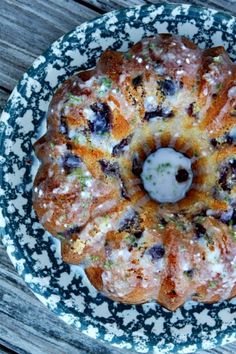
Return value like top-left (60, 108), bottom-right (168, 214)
top-left (104, 259), bottom-right (113, 269)
top-left (213, 56), bottom-right (222, 63)
top-left (229, 228), bottom-right (236, 241)
top-left (125, 234), bottom-right (137, 245)
top-left (208, 280), bottom-right (218, 289)
top-left (90, 255), bottom-right (100, 262)
top-left (98, 77), bottom-right (112, 96)
top-left (68, 93), bottom-right (84, 104)
top-left (216, 82), bottom-right (223, 92)
top-left (156, 162), bottom-right (172, 174)
top-left (50, 142), bottom-right (55, 149)
top-left (70, 168), bottom-right (92, 190)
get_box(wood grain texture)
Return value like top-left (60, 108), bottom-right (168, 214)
top-left (83, 0), bottom-right (236, 15)
top-left (82, 0), bottom-right (147, 12)
top-left (0, 88), bottom-right (10, 113)
top-left (0, 242), bottom-right (125, 354)
top-left (148, 0), bottom-right (236, 15)
top-left (1, 0), bottom-right (236, 353)
top-left (0, 344), bottom-right (17, 354)
top-left (0, 0), bottom-right (99, 90)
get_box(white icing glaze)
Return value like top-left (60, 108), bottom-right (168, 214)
top-left (90, 134), bottom-right (117, 154)
top-left (141, 148), bottom-right (193, 203)
top-left (79, 76), bottom-right (96, 88)
top-left (144, 95), bottom-right (157, 112)
top-left (228, 86), bottom-right (236, 98)
top-left (229, 126), bottom-right (236, 140)
top-left (83, 108), bottom-right (97, 121)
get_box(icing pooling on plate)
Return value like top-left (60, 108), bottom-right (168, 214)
top-left (2, 3), bottom-right (236, 354)
top-left (141, 148), bottom-right (193, 203)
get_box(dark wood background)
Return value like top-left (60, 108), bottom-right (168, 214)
top-left (1, 1), bottom-right (236, 353)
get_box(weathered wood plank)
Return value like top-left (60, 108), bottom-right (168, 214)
top-left (0, 344), bottom-right (17, 354)
top-left (0, 41), bottom-right (35, 91)
top-left (0, 242), bottom-right (126, 354)
top-left (0, 0), bottom-right (99, 91)
top-left (81, 0), bottom-right (147, 12)
top-left (74, 0), bottom-right (106, 14)
top-left (148, 0), bottom-right (236, 16)
top-left (1, 0), bottom-right (236, 92)
top-left (83, 0), bottom-right (236, 16)
top-left (0, 88), bottom-right (10, 113)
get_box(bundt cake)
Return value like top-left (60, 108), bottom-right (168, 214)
top-left (33, 34), bottom-right (236, 311)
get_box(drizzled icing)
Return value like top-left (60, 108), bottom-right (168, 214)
top-left (33, 34), bottom-right (236, 310)
top-left (141, 148), bottom-right (193, 203)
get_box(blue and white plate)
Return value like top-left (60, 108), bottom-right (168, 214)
top-left (1, 3), bottom-right (236, 353)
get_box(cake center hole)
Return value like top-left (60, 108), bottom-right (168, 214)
top-left (140, 147), bottom-right (193, 203)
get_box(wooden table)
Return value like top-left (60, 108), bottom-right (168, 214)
top-left (1, 1), bottom-right (236, 353)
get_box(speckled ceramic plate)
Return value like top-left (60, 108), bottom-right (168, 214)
top-left (1, 3), bottom-right (236, 353)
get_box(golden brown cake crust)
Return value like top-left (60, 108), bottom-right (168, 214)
top-left (33, 34), bottom-right (236, 311)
